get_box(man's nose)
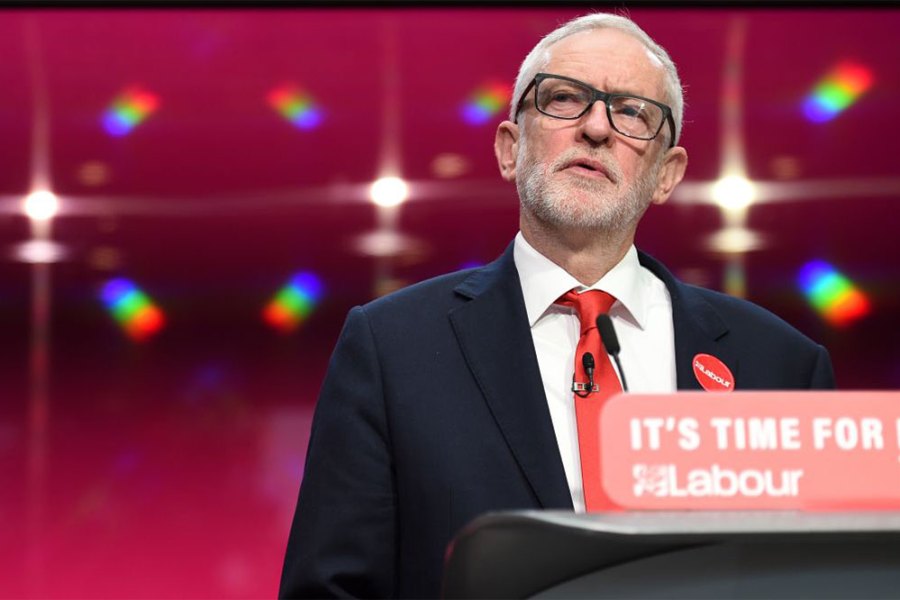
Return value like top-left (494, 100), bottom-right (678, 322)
top-left (578, 100), bottom-right (614, 146)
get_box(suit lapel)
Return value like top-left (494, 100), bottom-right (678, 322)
top-left (638, 251), bottom-right (740, 390)
top-left (449, 245), bottom-right (573, 510)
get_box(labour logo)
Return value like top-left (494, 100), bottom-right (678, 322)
top-left (692, 353), bottom-right (734, 392)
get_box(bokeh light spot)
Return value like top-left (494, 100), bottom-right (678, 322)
top-left (102, 87), bottom-right (160, 136)
top-left (798, 260), bottom-right (871, 328)
top-left (263, 272), bottom-right (324, 333)
top-left (100, 278), bottom-right (166, 341)
top-left (803, 61), bottom-right (873, 123)
top-left (461, 80), bottom-right (511, 125)
top-left (267, 84), bottom-right (324, 130)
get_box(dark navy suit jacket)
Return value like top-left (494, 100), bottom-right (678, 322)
top-left (280, 244), bottom-right (835, 599)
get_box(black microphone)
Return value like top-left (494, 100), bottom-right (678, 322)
top-left (596, 314), bottom-right (629, 392)
top-left (582, 352), bottom-right (595, 389)
top-left (572, 352), bottom-right (597, 397)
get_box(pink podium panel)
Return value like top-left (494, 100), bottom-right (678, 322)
top-left (600, 391), bottom-right (900, 510)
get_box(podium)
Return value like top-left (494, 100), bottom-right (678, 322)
top-left (442, 392), bottom-right (900, 597)
top-left (442, 510), bottom-right (900, 598)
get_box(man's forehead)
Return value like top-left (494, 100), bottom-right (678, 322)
top-left (542, 28), bottom-right (666, 84)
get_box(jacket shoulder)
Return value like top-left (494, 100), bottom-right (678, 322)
top-left (361, 268), bottom-right (478, 318)
top-left (680, 283), bottom-right (835, 388)
top-left (688, 284), bottom-right (818, 346)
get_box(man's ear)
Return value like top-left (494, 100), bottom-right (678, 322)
top-left (651, 146), bottom-right (688, 205)
top-left (494, 121), bottom-right (520, 182)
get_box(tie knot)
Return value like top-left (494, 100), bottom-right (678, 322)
top-left (558, 289), bottom-right (616, 334)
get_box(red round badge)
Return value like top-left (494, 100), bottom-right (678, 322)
top-left (692, 353), bottom-right (734, 392)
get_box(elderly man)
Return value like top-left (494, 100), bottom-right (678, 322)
top-left (280, 13), bottom-right (834, 599)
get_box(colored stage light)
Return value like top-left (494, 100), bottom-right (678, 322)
top-left (267, 84), bottom-right (324, 130)
top-left (798, 260), bottom-right (871, 327)
top-left (102, 87), bottom-right (160, 136)
top-left (263, 272), bottom-right (324, 333)
top-left (461, 81), bottom-right (511, 125)
top-left (100, 278), bottom-right (166, 340)
top-left (802, 61), bottom-right (873, 123)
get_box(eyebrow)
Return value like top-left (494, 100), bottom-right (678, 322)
top-left (588, 81), bottom-right (655, 100)
top-left (544, 73), bottom-right (656, 100)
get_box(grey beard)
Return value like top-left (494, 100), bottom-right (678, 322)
top-left (516, 145), bottom-right (660, 232)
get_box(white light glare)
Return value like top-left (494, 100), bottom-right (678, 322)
top-left (369, 177), bottom-right (409, 208)
top-left (12, 240), bottom-right (67, 264)
top-left (712, 175), bottom-right (756, 211)
top-left (353, 230), bottom-right (424, 258)
top-left (23, 190), bottom-right (60, 221)
top-left (705, 227), bottom-right (767, 254)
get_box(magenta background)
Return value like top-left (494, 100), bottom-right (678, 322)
top-left (1, 7), bottom-right (899, 598)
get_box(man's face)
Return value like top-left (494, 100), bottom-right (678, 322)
top-left (502, 28), bottom-right (680, 233)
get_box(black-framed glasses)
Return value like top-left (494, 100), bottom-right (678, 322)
top-left (514, 73), bottom-right (676, 148)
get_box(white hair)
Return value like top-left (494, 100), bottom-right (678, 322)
top-left (509, 12), bottom-right (684, 146)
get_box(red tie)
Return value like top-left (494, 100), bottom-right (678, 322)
top-left (557, 289), bottom-right (623, 511)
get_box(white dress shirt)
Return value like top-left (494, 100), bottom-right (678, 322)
top-left (513, 232), bottom-right (676, 512)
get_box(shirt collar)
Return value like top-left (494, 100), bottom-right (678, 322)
top-left (513, 231), bottom-right (651, 329)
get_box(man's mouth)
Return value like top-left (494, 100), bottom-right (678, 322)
top-left (560, 158), bottom-right (612, 181)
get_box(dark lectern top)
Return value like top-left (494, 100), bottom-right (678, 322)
top-left (442, 511), bottom-right (900, 599)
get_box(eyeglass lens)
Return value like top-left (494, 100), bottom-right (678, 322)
top-left (536, 76), bottom-right (664, 140)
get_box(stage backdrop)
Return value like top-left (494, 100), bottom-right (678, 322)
top-left (0, 6), bottom-right (898, 598)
